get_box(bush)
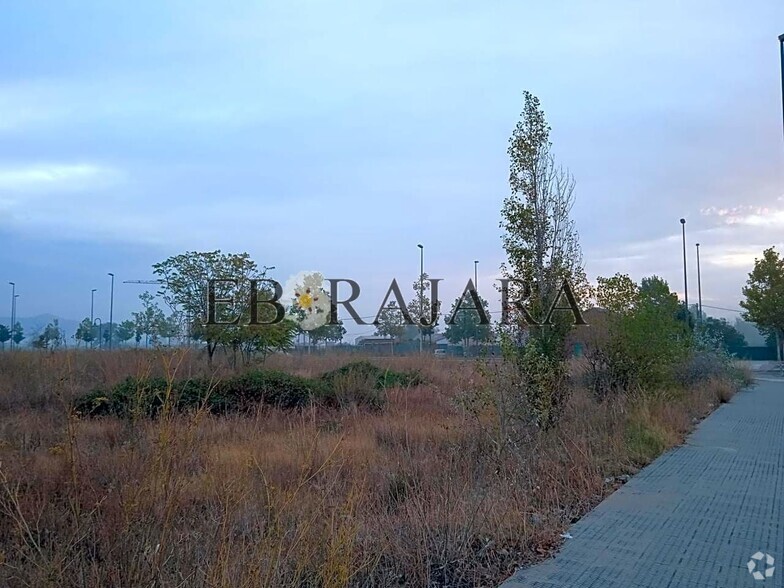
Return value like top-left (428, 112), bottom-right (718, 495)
top-left (673, 350), bottom-right (730, 388)
top-left (218, 370), bottom-right (326, 411)
top-left (317, 361), bottom-right (423, 410)
top-left (624, 418), bottom-right (669, 465)
top-left (74, 371), bottom-right (323, 418)
top-left (510, 339), bottom-right (570, 429)
top-left (319, 361), bottom-right (422, 390)
top-left (73, 361), bottom-right (420, 418)
top-left (709, 377), bottom-right (736, 404)
top-left (673, 331), bottom-right (753, 390)
top-left (73, 376), bottom-right (177, 418)
top-left (320, 367), bottom-right (385, 410)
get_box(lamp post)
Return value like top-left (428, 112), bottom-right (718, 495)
top-left (108, 273), bottom-right (115, 350)
top-left (90, 289), bottom-right (97, 349)
top-left (93, 318), bottom-right (102, 350)
top-left (474, 260), bottom-right (479, 292)
top-left (679, 219), bottom-right (688, 318)
top-left (779, 33), bottom-right (784, 140)
top-left (12, 294), bottom-right (18, 349)
top-left (417, 244), bottom-right (424, 354)
top-left (8, 282), bottom-right (15, 350)
top-left (695, 243), bottom-right (702, 323)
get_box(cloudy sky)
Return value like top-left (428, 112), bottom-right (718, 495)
top-left (0, 0), bottom-right (782, 338)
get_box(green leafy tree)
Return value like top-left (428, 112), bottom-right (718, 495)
top-left (624, 276), bottom-right (690, 384)
top-left (159, 313), bottom-right (181, 346)
top-left (74, 318), bottom-right (96, 348)
top-left (407, 273), bottom-right (441, 345)
top-left (101, 323), bottom-right (119, 348)
top-left (501, 91), bottom-right (588, 329)
top-left (240, 319), bottom-right (297, 363)
top-left (221, 296), bottom-right (296, 364)
top-left (132, 291), bottom-right (167, 347)
top-left (11, 322), bottom-right (23, 346)
top-left (33, 319), bottom-right (64, 351)
top-left (498, 91), bottom-right (587, 427)
top-left (444, 294), bottom-right (492, 349)
top-left (0, 324), bottom-right (10, 350)
top-left (588, 274), bottom-right (690, 395)
top-left (115, 320), bottom-right (136, 347)
top-left (741, 247), bottom-right (784, 361)
top-left (152, 250), bottom-right (273, 362)
top-left (697, 317), bottom-right (746, 352)
top-left (308, 320), bottom-right (346, 346)
top-left (374, 301), bottom-right (405, 347)
top-left (596, 273), bottom-right (639, 314)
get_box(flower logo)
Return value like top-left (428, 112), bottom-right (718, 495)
top-left (283, 271), bottom-right (331, 330)
top-left (747, 552), bottom-right (775, 581)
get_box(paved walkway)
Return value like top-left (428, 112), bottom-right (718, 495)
top-left (501, 377), bottom-right (784, 588)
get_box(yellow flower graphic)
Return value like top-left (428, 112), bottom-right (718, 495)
top-left (284, 271), bottom-right (331, 330)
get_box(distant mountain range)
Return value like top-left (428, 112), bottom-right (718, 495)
top-left (0, 314), bottom-right (82, 345)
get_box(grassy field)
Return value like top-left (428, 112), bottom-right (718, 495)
top-left (0, 349), bottom-right (744, 587)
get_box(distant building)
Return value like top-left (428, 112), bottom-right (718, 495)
top-left (354, 335), bottom-right (395, 354)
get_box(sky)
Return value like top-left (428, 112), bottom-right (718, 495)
top-left (0, 0), bottom-right (782, 340)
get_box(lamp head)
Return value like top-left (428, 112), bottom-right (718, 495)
top-left (417, 244), bottom-right (423, 249)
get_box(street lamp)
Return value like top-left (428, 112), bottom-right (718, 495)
top-left (695, 244), bottom-right (703, 323)
top-left (90, 289), bottom-right (97, 349)
top-left (12, 294), bottom-right (18, 349)
top-left (8, 282), bottom-right (14, 350)
top-left (680, 219), bottom-right (689, 317)
top-left (417, 244), bottom-right (424, 354)
top-left (108, 273), bottom-right (115, 350)
top-left (12, 295), bottom-right (19, 348)
top-left (474, 260), bottom-right (479, 292)
top-left (779, 33), bottom-right (784, 140)
top-left (93, 318), bottom-right (103, 350)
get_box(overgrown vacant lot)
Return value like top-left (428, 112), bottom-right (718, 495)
top-left (0, 350), bottom-right (745, 587)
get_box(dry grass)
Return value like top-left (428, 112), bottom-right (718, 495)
top-left (0, 349), bottom-right (744, 587)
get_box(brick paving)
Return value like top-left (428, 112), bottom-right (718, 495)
top-left (501, 377), bottom-right (784, 588)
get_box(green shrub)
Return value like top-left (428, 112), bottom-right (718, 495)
top-left (72, 388), bottom-right (113, 417)
top-left (73, 361), bottom-right (413, 418)
top-left (674, 332), bottom-right (752, 390)
top-left (317, 361), bottom-right (423, 410)
top-left (73, 376), bottom-right (174, 418)
top-left (75, 376), bottom-right (219, 418)
top-left (508, 337), bottom-right (570, 429)
top-left (217, 370), bottom-right (326, 411)
top-left (174, 378), bottom-right (213, 410)
top-left (673, 350), bottom-right (728, 388)
top-left (319, 361), bottom-right (422, 391)
top-left (624, 419), bottom-right (669, 465)
top-left (322, 367), bottom-right (386, 410)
